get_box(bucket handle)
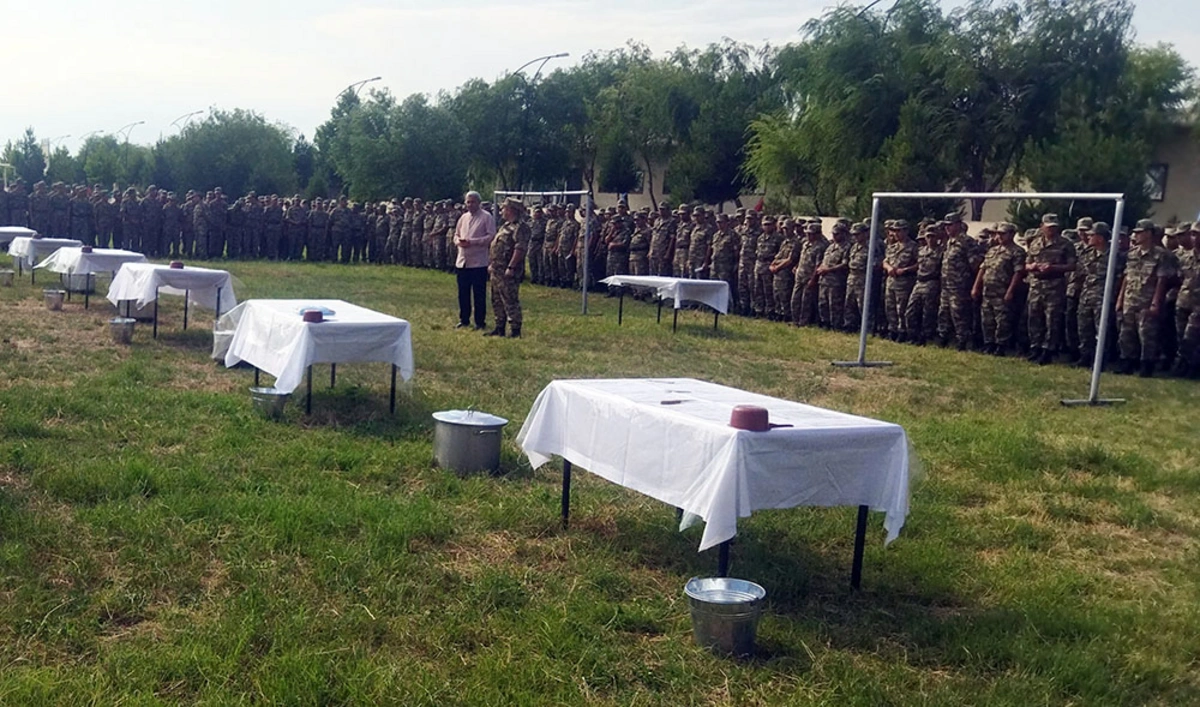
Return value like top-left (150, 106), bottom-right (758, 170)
top-left (473, 428), bottom-right (501, 436)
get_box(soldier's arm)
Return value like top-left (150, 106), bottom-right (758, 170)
top-left (1150, 276), bottom-right (1168, 315)
top-left (971, 266), bottom-right (984, 299)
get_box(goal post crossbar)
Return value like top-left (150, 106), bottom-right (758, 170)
top-left (492, 189), bottom-right (596, 314)
top-left (833, 190), bottom-right (1127, 407)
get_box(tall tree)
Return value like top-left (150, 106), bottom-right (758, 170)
top-left (1, 128), bottom-right (47, 185)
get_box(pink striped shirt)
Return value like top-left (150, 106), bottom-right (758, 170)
top-left (455, 210), bottom-right (497, 268)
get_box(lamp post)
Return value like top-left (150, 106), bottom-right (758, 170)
top-left (338, 76), bottom-right (382, 101)
top-left (163, 110), bottom-right (203, 140)
top-left (513, 53), bottom-right (568, 191)
top-left (116, 121), bottom-right (144, 183)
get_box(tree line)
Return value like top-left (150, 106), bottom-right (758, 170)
top-left (4, 0), bottom-right (1195, 226)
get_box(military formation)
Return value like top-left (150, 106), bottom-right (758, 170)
top-left (2, 179), bottom-right (1197, 379)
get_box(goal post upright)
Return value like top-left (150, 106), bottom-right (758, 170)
top-left (833, 190), bottom-right (1127, 406)
top-left (493, 188), bottom-right (594, 315)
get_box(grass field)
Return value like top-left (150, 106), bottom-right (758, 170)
top-left (1, 260), bottom-right (1198, 705)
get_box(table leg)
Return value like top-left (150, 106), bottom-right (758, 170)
top-left (657, 297), bottom-right (663, 323)
top-left (85, 274), bottom-right (91, 309)
top-left (673, 308), bottom-right (679, 332)
top-left (561, 460), bottom-right (572, 529)
top-left (717, 540), bottom-right (730, 577)
top-left (183, 290), bottom-right (190, 330)
top-left (215, 288), bottom-right (222, 319)
top-left (65, 278), bottom-right (71, 302)
top-left (153, 288), bottom-right (159, 339)
top-left (306, 365), bottom-right (313, 415)
top-left (330, 363), bottom-right (336, 388)
top-left (851, 504), bottom-right (869, 590)
top-left (618, 288), bottom-right (625, 326)
top-left (389, 365), bottom-right (397, 414)
top-left (254, 368), bottom-right (260, 387)
top-left (713, 310), bottom-right (719, 331)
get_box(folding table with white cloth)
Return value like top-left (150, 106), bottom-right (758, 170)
top-left (516, 377), bottom-right (911, 588)
top-left (34, 247), bottom-right (148, 308)
top-left (0, 227), bottom-right (38, 249)
top-left (599, 275), bottom-right (730, 331)
top-left (218, 299), bottom-right (414, 414)
top-left (106, 262), bottom-right (236, 337)
top-left (7, 237), bottom-right (84, 282)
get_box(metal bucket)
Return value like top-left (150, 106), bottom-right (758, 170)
top-left (109, 317), bottom-right (135, 345)
top-left (62, 272), bottom-right (95, 294)
top-left (684, 577), bottom-right (767, 658)
top-left (432, 409), bottom-right (508, 475)
top-left (43, 289), bottom-right (66, 311)
top-left (250, 387), bottom-right (291, 420)
top-left (115, 299), bottom-right (155, 321)
top-left (0, 270), bottom-right (13, 287)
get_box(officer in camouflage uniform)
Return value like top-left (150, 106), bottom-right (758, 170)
top-left (791, 221), bottom-right (827, 327)
top-left (28, 182), bottom-right (51, 236)
top-left (260, 196), bottom-right (282, 260)
top-left (769, 217), bottom-right (797, 321)
top-left (422, 201), bottom-right (440, 269)
top-left (1074, 222), bottom-right (1122, 367)
top-left (68, 186), bottom-right (93, 244)
top-left (938, 212), bottom-right (983, 350)
top-left (843, 222), bottom-right (873, 331)
top-left (629, 210), bottom-right (652, 277)
top-left (1175, 222), bottom-right (1200, 377)
top-left (972, 222), bottom-right (1025, 355)
top-left (883, 220), bottom-right (919, 341)
top-left (7, 182), bottom-right (29, 228)
top-left (752, 215), bottom-right (784, 319)
top-left (283, 199), bottom-right (307, 261)
top-left (672, 206), bottom-right (692, 278)
top-left (817, 219), bottom-right (850, 329)
top-left (327, 197), bottom-right (354, 264)
top-left (649, 203), bottom-right (676, 277)
top-left (225, 197), bottom-right (247, 259)
top-left (543, 205), bottom-right (563, 285)
top-left (161, 193), bottom-right (183, 257)
top-left (1025, 213), bottom-right (1078, 364)
top-left (605, 201), bottom-right (633, 285)
top-left (1065, 217), bottom-right (1094, 356)
top-left (307, 199), bottom-right (330, 261)
top-left (1116, 219), bottom-right (1177, 376)
top-left (49, 182), bottom-right (70, 237)
top-left (527, 206), bottom-right (546, 284)
top-left (484, 198), bottom-right (531, 338)
top-left (710, 212), bottom-right (739, 300)
top-left (688, 209), bottom-right (715, 279)
top-left (243, 194), bottom-right (264, 260)
top-left (140, 187), bottom-right (163, 257)
top-left (737, 210), bottom-right (761, 315)
top-left (93, 188), bottom-right (115, 248)
top-left (121, 188), bottom-right (143, 253)
top-left (556, 204), bottom-right (580, 288)
top-left (904, 222), bottom-right (944, 345)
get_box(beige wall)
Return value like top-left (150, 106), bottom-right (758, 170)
top-left (1154, 126), bottom-right (1200, 224)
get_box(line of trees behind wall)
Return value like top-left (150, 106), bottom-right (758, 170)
top-left (4, 0), bottom-right (1196, 228)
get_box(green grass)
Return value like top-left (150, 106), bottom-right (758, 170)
top-left (1, 260), bottom-right (1198, 705)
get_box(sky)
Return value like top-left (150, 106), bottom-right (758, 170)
top-left (3, 0), bottom-right (1197, 155)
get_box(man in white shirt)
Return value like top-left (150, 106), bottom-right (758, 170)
top-left (454, 191), bottom-right (497, 329)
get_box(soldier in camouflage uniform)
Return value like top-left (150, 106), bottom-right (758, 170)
top-left (1064, 217), bottom-right (1094, 356)
top-left (737, 210), bottom-right (761, 316)
top-left (68, 186), bottom-right (93, 244)
top-left (93, 188), bottom-right (115, 249)
top-left (484, 198), bottom-right (532, 338)
top-left (121, 188), bottom-right (143, 253)
top-left (605, 201), bottom-right (633, 286)
top-left (243, 194), bottom-right (264, 260)
top-left (161, 193), bottom-right (183, 257)
top-left (791, 222), bottom-right (827, 327)
top-left (28, 182), bottom-right (51, 236)
top-left (1024, 213), bottom-right (1078, 364)
top-left (688, 209), bottom-right (715, 279)
top-left (527, 206), bottom-right (546, 284)
top-left (883, 220), bottom-right (919, 341)
top-left (710, 212), bottom-right (739, 301)
top-left (422, 202), bottom-right (439, 268)
top-left (769, 217), bottom-right (797, 321)
top-left (49, 182), bottom-right (70, 237)
top-left (672, 206), bottom-right (692, 278)
top-left (904, 223), bottom-right (944, 345)
top-left (843, 222), bottom-right (873, 331)
top-left (328, 197), bottom-right (355, 264)
top-left (282, 199), bottom-right (306, 261)
top-left (543, 205), bottom-right (562, 285)
top-left (1074, 222), bottom-right (1122, 367)
top-left (817, 220), bottom-right (851, 329)
top-left (225, 197), bottom-right (247, 259)
top-left (140, 187), bottom-right (163, 257)
top-left (307, 199), bottom-right (330, 261)
top-left (1116, 219), bottom-right (1177, 376)
top-left (408, 198), bottom-right (425, 267)
top-left (7, 182), bottom-right (29, 228)
top-left (260, 196), bottom-right (281, 260)
top-left (1174, 222), bottom-right (1200, 377)
top-left (937, 212), bottom-right (982, 350)
top-left (557, 204), bottom-right (580, 288)
top-left (648, 203), bottom-right (676, 277)
top-left (629, 210), bottom-right (652, 277)
top-left (972, 223), bottom-right (1025, 355)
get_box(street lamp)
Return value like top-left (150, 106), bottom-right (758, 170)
top-left (513, 53), bottom-right (569, 190)
top-left (49, 134), bottom-right (71, 149)
top-left (116, 121), bottom-right (145, 143)
top-left (338, 76), bottom-right (382, 101)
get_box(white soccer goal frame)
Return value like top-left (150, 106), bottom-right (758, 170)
top-left (831, 191), bottom-right (1127, 407)
top-left (494, 189), bottom-right (596, 314)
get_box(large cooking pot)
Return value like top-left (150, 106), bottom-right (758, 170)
top-left (432, 409), bottom-right (508, 475)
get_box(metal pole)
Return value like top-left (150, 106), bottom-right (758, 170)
top-left (834, 197), bottom-right (892, 367)
top-left (851, 505), bottom-right (869, 590)
top-left (582, 193), bottom-right (593, 314)
top-left (390, 364), bottom-right (397, 414)
top-left (1063, 197), bottom-right (1127, 406)
top-left (561, 460), bottom-right (572, 529)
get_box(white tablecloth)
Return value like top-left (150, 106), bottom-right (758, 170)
top-left (517, 378), bottom-right (910, 551)
top-left (34, 247), bottom-right (147, 276)
top-left (600, 275), bottom-right (730, 313)
top-left (7, 237), bottom-right (84, 268)
top-left (106, 263), bottom-right (236, 314)
top-left (0, 227), bottom-right (38, 248)
top-left (220, 299), bottom-right (415, 394)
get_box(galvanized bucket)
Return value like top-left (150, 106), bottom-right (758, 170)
top-left (115, 299), bottom-right (155, 321)
top-left (108, 317), bottom-right (135, 345)
top-left (684, 577), bottom-right (766, 658)
top-left (432, 409), bottom-right (508, 475)
top-left (0, 270), bottom-right (13, 287)
top-left (62, 272), bottom-right (95, 294)
top-left (43, 289), bottom-right (66, 311)
top-left (250, 387), bottom-right (290, 420)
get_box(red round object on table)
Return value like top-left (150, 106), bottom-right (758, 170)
top-left (729, 405), bottom-right (770, 431)
top-left (169, 261), bottom-right (184, 269)
top-left (302, 309), bottom-right (324, 323)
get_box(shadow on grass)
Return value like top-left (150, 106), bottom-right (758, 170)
top-left (295, 380), bottom-right (435, 441)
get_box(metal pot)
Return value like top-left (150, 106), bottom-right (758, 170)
top-left (432, 409), bottom-right (508, 475)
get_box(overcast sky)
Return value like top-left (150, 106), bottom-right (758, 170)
top-left (3, 0), bottom-right (1196, 154)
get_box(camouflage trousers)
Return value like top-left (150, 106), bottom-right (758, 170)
top-left (739, 263), bottom-right (756, 315)
top-left (630, 251), bottom-right (650, 277)
top-left (790, 277), bottom-right (819, 326)
top-left (560, 255), bottom-right (577, 289)
top-left (490, 273), bottom-right (522, 327)
top-left (818, 276), bottom-right (846, 328)
top-left (980, 292), bottom-right (1017, 346)
top-left (545, 247), bottom-right (561, 284)
top-left (649, 253), bottom-right (670, 277)
top-left (938, 286), bottom-right (975, 346)
top-left (884, 276), bottom-right (915, 336)
top-left (528, 241), bottom-right (544, 283)
top-left (1076, 295), bottom-right (1107, 358)
top-left (844, 274), bottom-right (866, 330)
top-left (606, 251), bottom-right (629, 279)
top-left (672, 252), bottom-right (689, 279)
top-left (905, 280), bottom-right (940, 341)
top-left (1026, 281), bottom-right (1067, 351)
top-left (773, 270), bottom-right (794, 321)
top-left (1179, 308), bottom-right (1200, 367)
top-left (1065, 296), bottom-right (1080, 352)
top-left (1118, 307), bottom-right (1161, 362)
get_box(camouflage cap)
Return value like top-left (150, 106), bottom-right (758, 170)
top-left (778, 216), bottom-right (792, 228)
top-left (850, 222), bottom-right (868, 234)
top-left (1132, 218), bottom-right (1155, 232)
top-left (761, 215), bottom-right (776, 225)
top-left (1041, 213), bottom-right (1060, 227)
top-left (1176, 221), bottom-right (1192, 233)
top-left (943, 212), bottom-right (963, 224)
top-left (735, 207), bottom-right (746, 215)
top-left (716, 212), bottom-right (730, 221)
top-left (805, 223), bottom-right (822, 234)
top-left (1076, 217), bottom-right (1094, 231)
top-left (1091, 222), bottom-right (1112, 238)
top-left (998, 222), bottom-right (1018, 234)
top-left (836, 217), bottom-right (852, 227)
top-left (502, 197), bottom-right (525, 213)
top-left (891, 219), bottom-right (910, 230)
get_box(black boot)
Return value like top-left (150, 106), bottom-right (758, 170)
top-left (1115, 358), bottom-right (1135, 375)
top-left (1026, 349), bottom-right (1041, 362)
top-left (1037, 348), bottom-right (1053, 365)
top-left (509, 325), bottom-right (521, 338)
top-left (484, 323), bottom-right (506, 337)
top-left (1138, 360), bottom-right (1155, 378)
top-left (1076, 352), bottom-right (1094, 368)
